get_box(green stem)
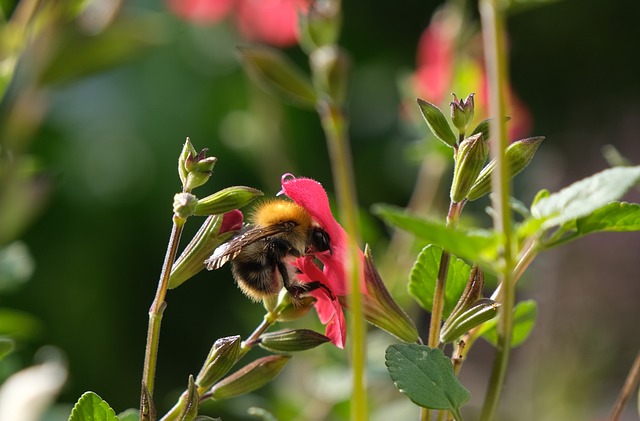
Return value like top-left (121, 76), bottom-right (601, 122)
top-left (478, 0), bottom-right (516, 419)
top-left (317, 100), bottom-right (367, 420)
top-left (141, 217), bottom-right (185, 418)
top-left (428, 201), bottom-right (463, 348)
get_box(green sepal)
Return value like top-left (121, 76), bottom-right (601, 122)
top-left (209, 355), bottom-right (291, 400)
top-left (177, 376), bottom-right (199, 421)
top-left (416, 98), bottom-right (457, 147)
top-left (467, 136), bottom-right (544, 201)
top-left (259, 329), bottom-right (330, 353)
top-left (238, 45), bottom-right (316, 107)
top-left (169, 215), bottom-right (238, 289)
top-left (196, 336), bottom-right (241, 391)
top-left (469, 116), bottom-right (511, 141)
top-left (298, 0), bottom-right (342, 54)
top-left (309, 46), bottom-right (350, 105)
top-left (440, 298), bottom-right (499, 343)
top-left (450, 133), bottom-right (488, 202)
top-left (194, 186), bottom-right (263, 216)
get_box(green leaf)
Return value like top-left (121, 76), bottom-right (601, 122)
top-left (247, 407), bottom-right (279, 421)
top-left (0, 337), bottom-right (15, 361)
top-left (416, 99), bottom-right (457, 147)
top-left (576, 202), bottom-right (640, 234)
top-left (479, 300), bottom-right (537, 348)
top-left (238, 45), bottom-right (316, 107)
top-left (385, 344), bottom-right (470, 418)
top-left (374, 204), bottom-right (500, 268)
top-left (408, 245), bottom-right (471, 317)
top-left (69, 392), bottom-right (119, 421)
top-left (531, 166), bottom-right (640, 229)
top-left (117, 409), bottom-right (139, 421)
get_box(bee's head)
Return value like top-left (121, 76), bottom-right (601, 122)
top-left (308, 227), bottom-right (331, 254)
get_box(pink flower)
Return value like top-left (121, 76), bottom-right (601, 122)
top-left (279, 174), bottom-right (365, 348)
top-left (166, 0), bottom-right (308, 47)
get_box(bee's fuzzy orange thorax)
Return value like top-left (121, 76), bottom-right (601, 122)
top-left (251, 199), bottom-right (312, 229)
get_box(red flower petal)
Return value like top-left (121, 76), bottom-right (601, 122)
top-left (220, 209), bottom-right (244, 234)
top-left (236, 0), bottom-right (309, 47)
top-left (167, 0), bottom-right (235, 24)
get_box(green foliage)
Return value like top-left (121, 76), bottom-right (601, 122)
top-left (385, 344), bottom-right (470, 419)
top-left (247, 407), bottom-right (279, 421)
top-left (210, 356), bottom-right (291, 400)
top-left (374, 204), bottom-right (500, 268)
top-left (408, 245), bottom-right (471, 318)
top-left (116, 410), bottom-right (139, 421)
top-left (69, 392), bottom-right (119, 421)
top-left (478, 300), bottom-right (538, 348)
top-left (576, 201), bottom-right (640, 235)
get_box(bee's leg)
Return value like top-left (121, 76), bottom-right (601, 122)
top-left (278, 261), bottom-right (335, 300)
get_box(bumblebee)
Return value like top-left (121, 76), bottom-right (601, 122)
top-left (205, 199), bottom-right (332, 301)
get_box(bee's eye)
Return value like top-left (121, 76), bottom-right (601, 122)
top-left (311, 228), bottom-right (331, 252)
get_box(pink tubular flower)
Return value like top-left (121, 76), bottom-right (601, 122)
top-left (279, 174), bottom-right (366, 349)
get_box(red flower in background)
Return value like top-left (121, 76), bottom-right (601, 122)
top-left (167, 0), bottom-right (309, 47)
top-left (413, 9), bottom-right (532, 139)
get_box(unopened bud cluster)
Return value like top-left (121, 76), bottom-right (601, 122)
top-left (417, 93), bottom-right (544, 203)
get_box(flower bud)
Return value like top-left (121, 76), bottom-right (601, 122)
top-left (273, 290), bottom-right (317, 322)
top-left (309, 45), bottom-right (350, 105)
top-left (195, 336), bottom-right (241, 391)
top-left (169, 211), bottom-right (243, 289)
top-left (209, 355), bottom-right (290, 400)
top-left (351, 246), bottom-right (419, 343)
top-left (194, 186), bottom-right (263, 216)
top-left (440, 298), bottom-right (499, 343)
top-left (298, 0), bottom-right (342, 53)
top-left (173, 193), bottom-right (198, 219)
top-left (259, 329), bottom-right (330, 353)
top-left (179, 140), bottom-right (217, 192)
top-left (450, 93), bottom-right (475, 133)
top-left (467, 136), bottom-right (544, 201)
top-left (177, 375), bottom-right (198, 421)
top-left (447, 264), bottom-right (485, 323)
top-left (450, 133), bottom-right (488, 203)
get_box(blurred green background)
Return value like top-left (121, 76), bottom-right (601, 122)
top-left (2, 0), bottom-right (640, 420)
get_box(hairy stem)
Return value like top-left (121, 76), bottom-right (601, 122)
top-left (478, 0), bottom-right (516, 419)
top-left (141, 217), bottom-right (185, 418)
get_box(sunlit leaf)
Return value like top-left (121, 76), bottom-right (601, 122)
top-left (385, 344), bottom-right (469, 418)
top-left (408, 245), bottom-right (471, 317)
top-left (576, 202), bottom-right (640, 234)
top-left (416, 99), bottom-right (457, 147)
top-left (374, 204), bottom-right (500, 268)
top-left (69, 392), bottom-right (118, 421)
top-left (531, 166), bottom-right (640, 229)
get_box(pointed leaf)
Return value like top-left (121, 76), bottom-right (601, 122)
top-left (416, 99), bottom-right (457, 147)
top-left (374, 204), bottom-right (500, 268)
top-left (408, 245), bottom-right (471, 317)
top-left (117, 409), bottom-right (139, 421)
top-left (69, 392), bottom-right (118, 421)
top-left (479, 300), bottom-right (537, 348)
top-left (385, 344), bottom-right (470, 417)
top-left (531, 166), bottom-right (640, 229)
top-left (238, 45), bottom-right (316, 107)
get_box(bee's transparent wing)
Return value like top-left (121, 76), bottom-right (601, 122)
top-left (205, 224), bottom-right (292, 270)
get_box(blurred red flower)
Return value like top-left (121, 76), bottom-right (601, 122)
top-left (166, 0), bottom-right (309, 47)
